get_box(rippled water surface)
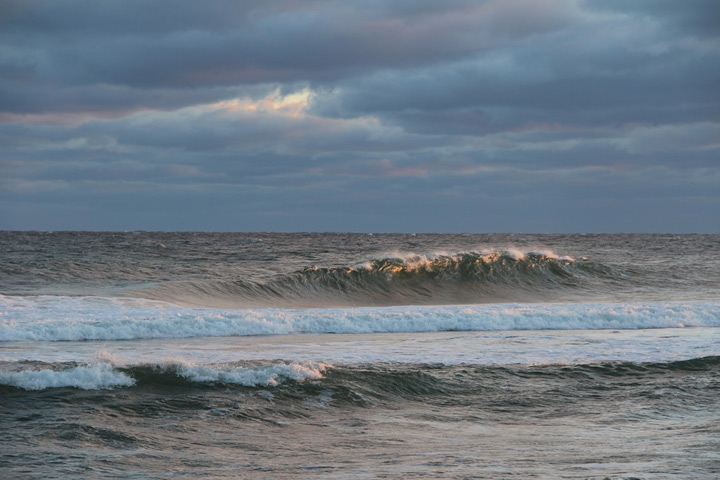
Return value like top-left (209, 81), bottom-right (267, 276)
top-left (1, 232), bottom-right (719, 478)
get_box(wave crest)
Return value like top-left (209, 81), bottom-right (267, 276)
top-left (142, 250), bottom-right (610, 308)
top-left (0, 361), bottom-right (328, 391)
top-left (0, 363), bottom-right (135, 390)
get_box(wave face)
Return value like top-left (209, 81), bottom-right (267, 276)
top-left (137, 251), bottom-right (616, 308)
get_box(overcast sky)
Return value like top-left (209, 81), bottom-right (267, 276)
top-left (1, 0), bottom-right (718, 232)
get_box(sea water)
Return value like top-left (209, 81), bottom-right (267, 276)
top-left (1, 232), bottom-right (719, 479)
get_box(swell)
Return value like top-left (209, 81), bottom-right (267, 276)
top-left (137, 251), bottom-right (618, 308)
top-left (2, 357), bottom-right (717, 394)
top-left (2, 359), bottom-right (718, 433)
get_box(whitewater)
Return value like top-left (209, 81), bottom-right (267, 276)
top-left (2, 295), bottom-right (719, 342)
top-left (1, 232), bottom-right (719, 479)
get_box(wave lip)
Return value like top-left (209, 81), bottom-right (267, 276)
top-left (1, 296), bottom-right (718, 342)
top-left (138, 250), bottom-right (615, 308)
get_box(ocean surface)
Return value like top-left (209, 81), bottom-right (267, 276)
top-left (1, 232), bottom-right (719, 479)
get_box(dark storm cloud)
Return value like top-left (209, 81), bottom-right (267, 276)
top-left (1, 0), bottom-right (718, 232)
top-left (0, 0), bottom-right (576, 113)
top-left (312, 16), bottom-right (719, 132)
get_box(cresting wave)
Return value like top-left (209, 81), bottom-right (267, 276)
top-left (0, 361), bottom-right (328, 391)
top-left (1, 296), bottom-right (718, 341)
top-left (136, 250), bottom-right (616, 308)
top-left (2, 357), bottom-right (718, 392)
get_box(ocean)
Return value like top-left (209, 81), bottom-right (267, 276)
top-left (1, 232), bottom-right (719, 479)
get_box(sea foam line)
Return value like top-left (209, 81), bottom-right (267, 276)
top-left (1, 296), bottom-right (719, 342)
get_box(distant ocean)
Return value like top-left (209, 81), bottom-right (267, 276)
top-left (2, 232), bottom-right (719, 479)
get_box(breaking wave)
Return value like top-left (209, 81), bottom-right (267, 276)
top-left (0, 361), bottom-right (328, 391)
top-left (1, 296), bottom-right (718, 342)
top-left (2, 357), bottom-right (718, 393)
top-left (0, 363), bottom-right (135, 390)
top-left (137, 250), bottom-right (618, 308)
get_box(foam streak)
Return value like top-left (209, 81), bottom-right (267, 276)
top-left (1, 296), bottom-right (718, 342)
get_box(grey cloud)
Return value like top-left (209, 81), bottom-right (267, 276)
top-left (1, 0), bottom-right (718, 232)
top-left (0, 1), bottom-right (572, 94)
top-left (584, 0), bottom-right (720, 37)
top-left (311, 36), bottom-right (719, 132)
top-left (0, 82), bottom-right (266, 116)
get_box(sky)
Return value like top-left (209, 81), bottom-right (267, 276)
top-left (1, 0), bottom-right (718, 233)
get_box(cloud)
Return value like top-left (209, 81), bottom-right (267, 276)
top-left (1, 0), bottom-right (718, 232)
top-left (618, 123), bottom-right (720, 155)
top-left (584, 0), bottom-right (720, 37)
top-left (0, 1), bottom-right (576, 113)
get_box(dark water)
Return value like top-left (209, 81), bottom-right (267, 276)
top-left (2, 232), bottom-right (719, 305)
top-left (2, 357), bottom-right (720, 479)
top-left (1, 232), bottom-right (719, 478)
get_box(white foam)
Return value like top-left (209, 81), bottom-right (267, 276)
top-left (177, 362), bottom-right (328, 386)
top-left (367, 248), bottom-right (571, 268)
top-left (0, 295), bottom-right (718, 342)
top-left (0, 363), bottom-right (134, 390)
top-left (0, 359), bottom-right (326, 390)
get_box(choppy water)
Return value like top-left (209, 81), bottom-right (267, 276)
top-left (1, 232), bottom-right (719, 479)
